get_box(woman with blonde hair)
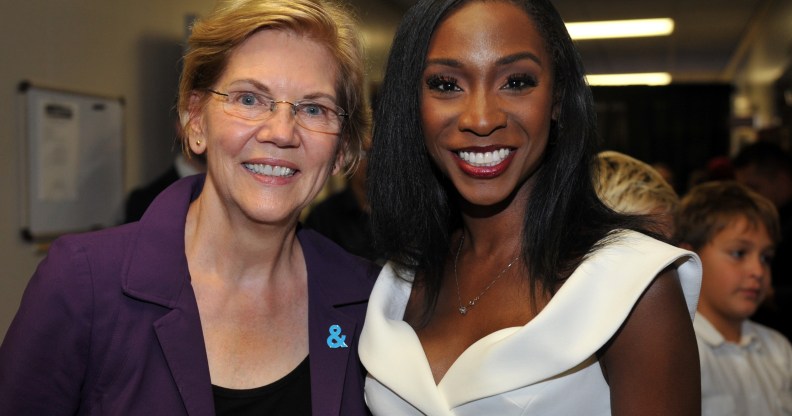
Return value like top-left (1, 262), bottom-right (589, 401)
top-left (595, 150), bottom-right (679, 237)
top-left (0, 0), bottom-right (376, 414)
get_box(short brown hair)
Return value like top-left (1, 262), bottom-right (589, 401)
top-left (177, 0), bottom-right (370, 174)
top-left (674, 181), bottom-right (781, 250)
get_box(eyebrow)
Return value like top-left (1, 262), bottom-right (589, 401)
top-left (498, 52), bottom-right (543, 67)
top-left (227, 79), bottom-right (272, 94)
top-left (727, 238), bottom-right (775, 250)
top-left (425, 52), bottom-right (544, 68)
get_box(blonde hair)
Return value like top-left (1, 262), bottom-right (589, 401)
top-left (595, 150), bottom-right (679, 216)
top-left (177, 0), bottom-right (370, 174)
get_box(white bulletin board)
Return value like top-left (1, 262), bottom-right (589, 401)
top-left (19, 82), bottom-right (125, 241)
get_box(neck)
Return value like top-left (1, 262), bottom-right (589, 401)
top-left (458, 190), bottom-right (528, 258)
top-left (185, 190), bottom-right (302, 286)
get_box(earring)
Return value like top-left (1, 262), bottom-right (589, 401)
top-left (196, 140), bottom-right (202, 146)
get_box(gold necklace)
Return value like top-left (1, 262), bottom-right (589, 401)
top-left (453, 234), bottom-right (521, 315)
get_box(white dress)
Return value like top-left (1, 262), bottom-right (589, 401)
top-left (359, 230), bottom-right (702, 415)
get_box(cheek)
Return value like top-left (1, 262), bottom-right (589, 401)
top-left (700, 258), bottom-right (730, 293)
top-left (311, 138), bottom-right (343, 173)
top-left (420, 104), bottom-right (444, 142)
top-left (513, 101), bottom-right (554, 138)
top-left (420, 111), bottom-right (445, 163)
top-left (761, 272), bottom-right (772, 291)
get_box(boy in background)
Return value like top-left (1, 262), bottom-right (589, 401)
top-left (675, 181), bottom-right (792, 415)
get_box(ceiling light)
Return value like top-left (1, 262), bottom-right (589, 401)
top-left (566, 18), bottom-right (674, 40)
top-left (586, 73), bottom-right (672, 86)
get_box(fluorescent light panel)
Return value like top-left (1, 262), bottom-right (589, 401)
top-left (566, 18), bottom-right (674, 40)
top-left (586, 73), bottom-right (672, 86)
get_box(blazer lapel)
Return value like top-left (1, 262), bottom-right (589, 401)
top-left (154, 305), bottom-right (215, 416)
top-left (308, 305), bottom-right (358, 416)
top-left (123, 175), bottom-right (214, 415)
top-left (300, 228), bottom-right (374, 416)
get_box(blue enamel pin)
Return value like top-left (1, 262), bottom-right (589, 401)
top-left (326, 324), bottom-right (348, 348)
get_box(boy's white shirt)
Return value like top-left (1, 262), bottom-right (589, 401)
top-left (695, 314), bottom-right (792, 415)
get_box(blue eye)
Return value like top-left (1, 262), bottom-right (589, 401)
top-left (300, 103), bottom-right (327, 117)
top-left (238, 93), bottom-right (258, 106)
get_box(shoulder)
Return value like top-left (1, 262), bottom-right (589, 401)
top-left (583, 229), bottom-right (702, 316)
top-left (7, 223), bottom-right (140, 346)
top-left (747, 320), bottom-right (792, 354)
top-left (598, 265), bottom-right (701, 414)
top-left (43, 224), bottom-right (138, 281)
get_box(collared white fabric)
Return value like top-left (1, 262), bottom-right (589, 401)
top-left (695, 314), bottom-right (792, 416)
top-left (359, 230), bottom-right (702, 415)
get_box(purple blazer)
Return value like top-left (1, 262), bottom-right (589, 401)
top-left (0, 175), bottom-right (378, 415)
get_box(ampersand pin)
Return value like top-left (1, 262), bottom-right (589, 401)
top-left (326, 324), bottom-right (348, 349)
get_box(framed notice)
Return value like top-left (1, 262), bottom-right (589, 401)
top-left (18, 82), bottom-right (124, 241)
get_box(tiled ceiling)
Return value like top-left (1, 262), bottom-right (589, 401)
top-left (385, 0), bottom-right (766, 83)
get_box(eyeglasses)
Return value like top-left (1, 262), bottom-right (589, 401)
top-left (207, 89), bottom-right (347, 135)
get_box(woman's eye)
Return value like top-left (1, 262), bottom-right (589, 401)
top-left (730, 250), bottom-right (746, 260)
top-left (426, 75), bottom-right (460, 92)
top-left (241, 93), bottom-right (258, 106)
top-left (231, 92), bottom-right (262, 107)
top-left (503, 74), bottom-right (538, 90)
top-left (300, 103), bottom-right (327, 117)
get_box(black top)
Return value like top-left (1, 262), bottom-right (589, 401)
top-left (212, 356), bottom-right (311, 416)
top-left (304, 186), bottom-right (381, 263)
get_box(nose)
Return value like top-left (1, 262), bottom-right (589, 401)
top-left (746, 254), bottom-right (768, 282)
top-left (457, 89), bottom-right (507, 136)
top-left (256, 102), bottom-right (300, 147)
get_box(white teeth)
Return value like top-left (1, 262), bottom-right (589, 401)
top-left (458, 148), bottom-right (511, 167)
top-left (243, 163), bottom-right (296, 177)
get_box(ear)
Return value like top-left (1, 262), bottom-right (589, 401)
top-left (184, 92), bottom-right (207, 155)
top-left (331, 145), bottom-right (345, 176)
top-left (551, 101), bottom-right (560, 121)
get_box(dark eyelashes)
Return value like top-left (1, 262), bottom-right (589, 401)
top-left (425, 75), bottom-right (459, 92)
top-left (424, 73), bottom-right (540, 92)
top-left (506, 73), bottom-right (538, 89)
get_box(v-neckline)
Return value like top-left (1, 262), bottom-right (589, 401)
top-left (359, 230), bottom-right (702, 412)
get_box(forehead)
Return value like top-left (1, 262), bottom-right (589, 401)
top-left (428, 1), bottom-right (548, 63)
top-left (712, 214), bottom-right (772, 243)
top-left (222, 29), bottom-right (338, 91)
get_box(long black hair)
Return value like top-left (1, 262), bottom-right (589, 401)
top-left (367, 0), bottom-right (650, 317)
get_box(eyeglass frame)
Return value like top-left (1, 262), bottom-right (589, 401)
top-left (206, 89), bottom-right (348, 135)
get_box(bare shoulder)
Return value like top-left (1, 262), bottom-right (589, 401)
top-left (600, 267), bottom-right (701, 416)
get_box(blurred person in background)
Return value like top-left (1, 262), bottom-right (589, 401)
top-left (596, 150), bottom-right (679, 239)
top-left (675, 181), bottom-right (792, 415)
top-left (733, 141), bottom-right (792, 341)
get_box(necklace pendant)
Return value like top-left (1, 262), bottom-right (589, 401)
top-left (458, 306), bottom-right (468, 315)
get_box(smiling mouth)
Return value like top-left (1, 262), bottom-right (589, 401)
top-left (457, 148), bottom-right (513, 167)
top-left (243, 163), bottom-right (296, 177)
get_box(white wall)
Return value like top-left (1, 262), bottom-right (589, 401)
top-left (0, 0), bottom-right (403, 340)
top-left (732, 0), bottom-right (792, 130)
